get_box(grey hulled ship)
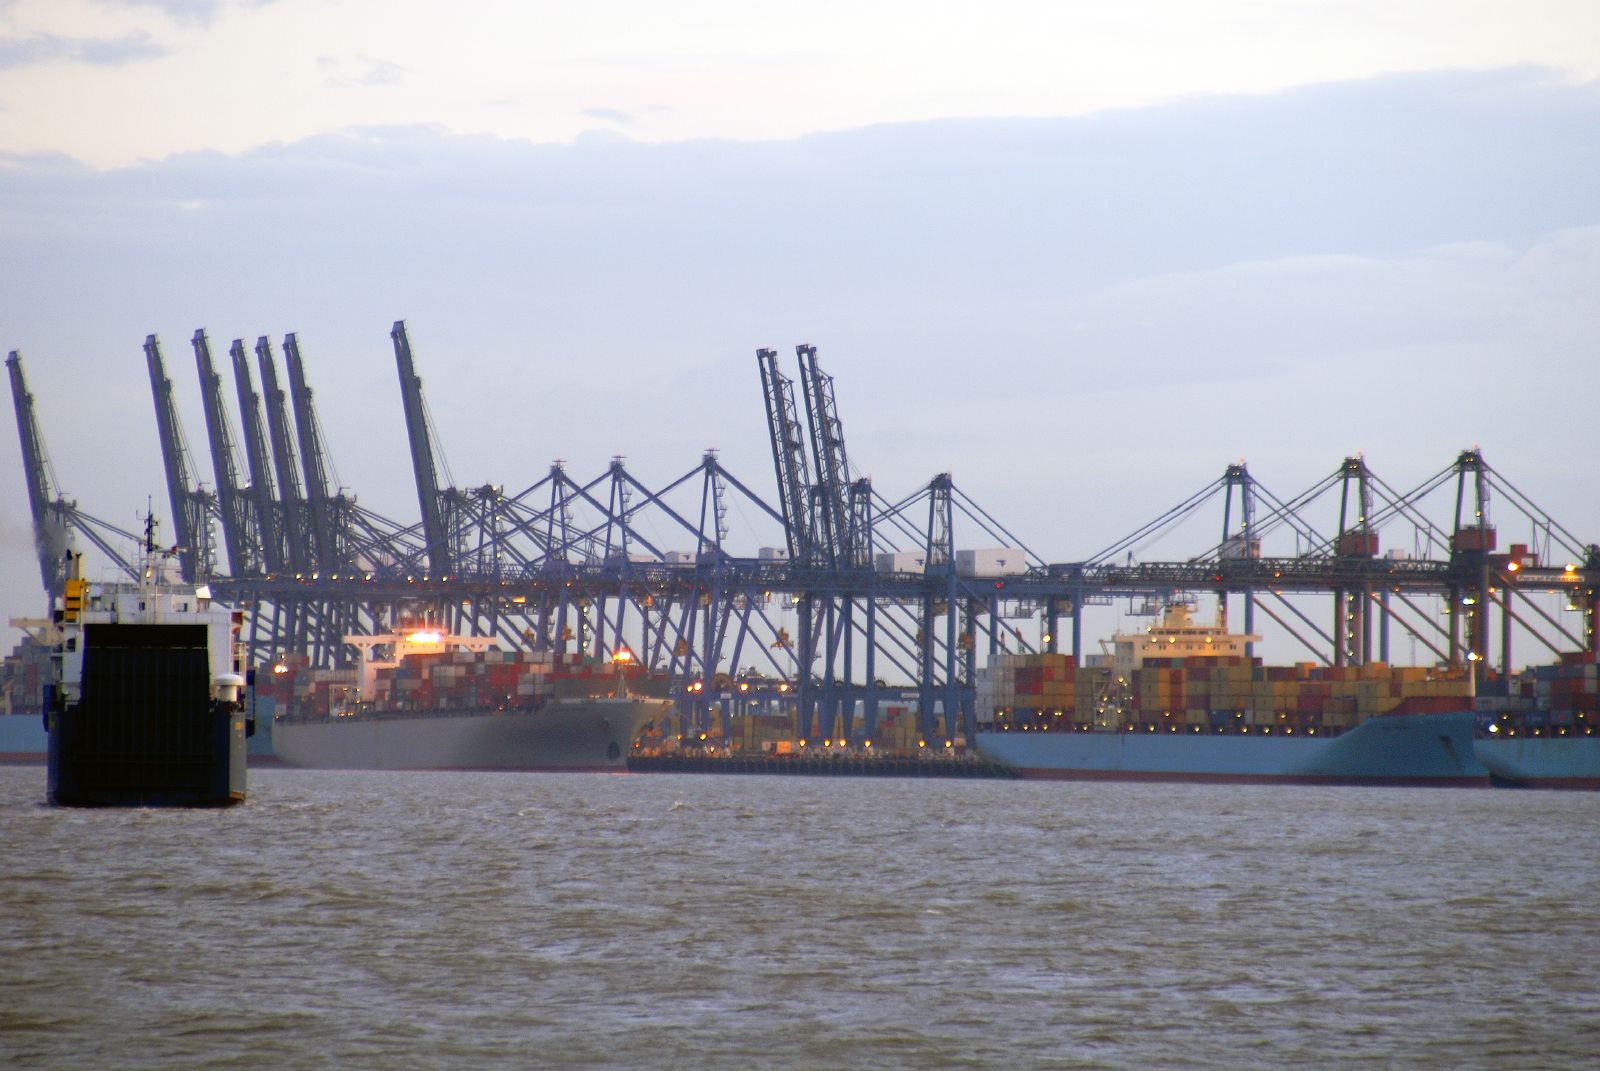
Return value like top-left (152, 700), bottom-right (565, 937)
top-left (264, 629), bottom-right (670, 771)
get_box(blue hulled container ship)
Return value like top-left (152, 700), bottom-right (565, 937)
top-left (972, 603), bottom-right (1594, 787)
top-left (977, 710), bottom-right (1488, 785)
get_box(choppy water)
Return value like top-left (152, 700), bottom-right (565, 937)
top-left (1, 768), bottom-right (1596, 1070)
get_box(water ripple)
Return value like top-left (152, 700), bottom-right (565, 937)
top-left (1, 769), bottom-right (1597, 1069)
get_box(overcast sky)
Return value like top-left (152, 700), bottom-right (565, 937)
top-left (2, 1), bottom-right (1597, 661)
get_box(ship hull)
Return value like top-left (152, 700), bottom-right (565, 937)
top-left (1474, 737), bottom-right (1600, 790)
top-left (0, 712), bottom-right (47, 764)
top-left (49, 621), bottom-right (247, 808)
top-left (272, 698), bottom-right (672, 771)
top-left (976, 711), bottom-right (1489, 786)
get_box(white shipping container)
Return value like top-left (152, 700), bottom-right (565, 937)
top-left (955, 548), bottom-right (1028, 577)
top-left (874, 551), bottom-right (927, 573)
top-left (758, 546), bottom-right (791, 561)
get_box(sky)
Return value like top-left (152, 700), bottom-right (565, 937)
top-left (2, 0), bottom-right (1597, 663)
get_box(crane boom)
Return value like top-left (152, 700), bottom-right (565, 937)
top-left (256, 336), bottom-right (310, 575)
top-left (232, 338), bottom-right (284, 573)
top-left (193, 329), bottom-right (257, 576)
top-left (390, 320), bottom-right (451, 577)
top-left (143, 334), bottom-right (206, 582)
top-left (796, 344), bottom-right (853, 567)
top-left (282, 332), bottom-right (340, 571)
top-left (6, 351), bottom-right (72, 595)
top-left (757, 347), bottom-right (813, 562)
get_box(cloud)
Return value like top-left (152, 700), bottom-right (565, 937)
top-left (94, 0), bottom-right (274, 26)
top-left (579, 105), bottom-right (673, 128)
top-left (582, 107), bottom-right (636, 127)
top-left (0, 67), bottom-right (1595, 609)
top-left (0, 31), bottom-right (166, 70)
top-left (322, 55), bottom-right (406, 89)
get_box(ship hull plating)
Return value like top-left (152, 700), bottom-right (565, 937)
top-left (272, 698), bottom-right (671, 771)
top-left (976, 711), bottom-right (1489, 786)
top-left (1474, 737), bottom-right (1600, 790)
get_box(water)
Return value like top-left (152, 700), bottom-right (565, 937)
top-left (2, 768), bottom-right (1596, 1070)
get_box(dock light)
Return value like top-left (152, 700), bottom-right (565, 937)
top-left (1042, 633), bottom-right (1053, 644)
top-left (698, 733), bottom-right (707, 741)
top-left (407, 630), bottom-right (443, 645)
top-left (777, 683), bottom-right (789, 693)
top-left (799, 739), bottom-right (807, 748)
top-left (1506, 561), bottom-right (1519, 572)
top-left (738, 681), bottom-right (749, 693)
top-left (863, 740), bottom-right (872, 749)
top-left (272, 663), bottom-right (288, 675)
top-left (824, 739), bottom-right (832, 747)
top-left (917, 739), bottom-right (927, 748)
top-left (613, 647), bottom-right (634, 664)
top-left (1488, 723), bottom-right (1500, 734)
top-left (944, 740), bottom-right (953, 749)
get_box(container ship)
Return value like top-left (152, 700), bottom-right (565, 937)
top-left (974, 604), bottom-right (1490, 786)
top-left (1, 626), bottom-right (53, 762)
top-left (44, 552), bottom-right (250, 807)
top-left (261, 629), bottom-right (672, 771)
top-left (1474, 657), bottom-right (1599, 789)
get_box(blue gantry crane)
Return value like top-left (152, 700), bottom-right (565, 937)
top-left (9, 324), bottom-right (1598, 745)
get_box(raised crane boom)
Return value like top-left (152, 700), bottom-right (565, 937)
top-left (143, 334), bottom-right (208, 582)
top-left (231, 338), bottom-right (284, 574)
top-left (282, 332), bottom-right (341, 572)
top-left (796, 344), bottom-right (854, 567)
top-left (390, 320), bottom-right (450, 578)
top-left (757, 347), bottom-right (814, 563)
top-left (192, 329), bottom-right (258, 576)
top-left (255, 336), bottom-right (310, 575)
top-left (7, 351), bottom-right (72, 595)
